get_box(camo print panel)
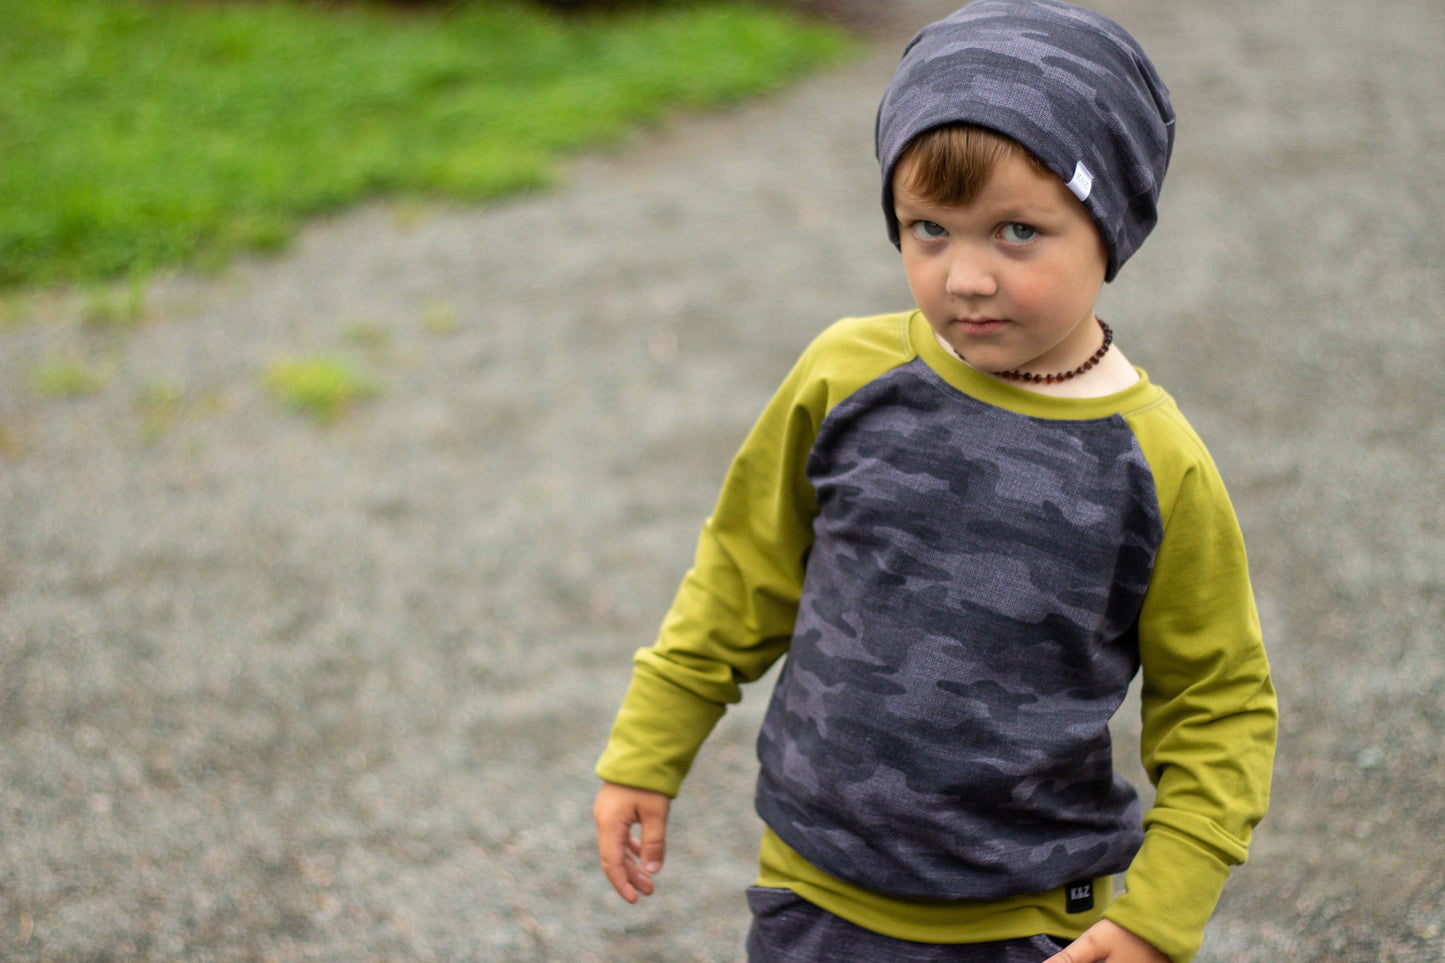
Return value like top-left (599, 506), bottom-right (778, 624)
top-left (754, 357), bottom-right (1160, 899)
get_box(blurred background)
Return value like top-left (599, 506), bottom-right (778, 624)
top-left (1, 0), bottom-right (1441, 959)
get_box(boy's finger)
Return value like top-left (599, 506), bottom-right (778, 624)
top-left (618, 827), bottom-right (659, 894)
top-left (1041, 932), bottom-right (1091, 963)
top-left (623, 847), bottom-right (656, 897)
top-left (638, 805), bottom-right (667, 875)
top-left (597, 825), bottom-right (640, 903)
top-left (595, 804), bottom-right (642, 902)
top-left (608, 829), bottom-right (657, 899)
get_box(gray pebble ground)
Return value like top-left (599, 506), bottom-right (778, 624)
top-left (2, 0), bottom-right (1443, 959)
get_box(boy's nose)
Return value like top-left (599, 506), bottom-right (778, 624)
top-left (945, 248), bottom-right (998, 299)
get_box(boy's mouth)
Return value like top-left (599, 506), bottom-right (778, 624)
top-left (954, 317), bottom-right (1009, 335)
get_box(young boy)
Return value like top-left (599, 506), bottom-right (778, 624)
top-left (593, 2), bottom-right (1277, 961)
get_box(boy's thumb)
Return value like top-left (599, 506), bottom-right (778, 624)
top-left (640, 807), bottom-right (668, 874)
top-left (641, 831), bottom-right (666, 874)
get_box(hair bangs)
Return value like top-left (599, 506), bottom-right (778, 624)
top-left (895, 125), bottom-right (1050, 208)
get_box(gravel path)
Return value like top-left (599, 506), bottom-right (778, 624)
top-left (3, 0), bottom-right (1443, 959)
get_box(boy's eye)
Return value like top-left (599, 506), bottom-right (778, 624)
top-left (1001, 223), bottom-right (1038, 243)
top-left (911, 220), bottom-right (947, 240)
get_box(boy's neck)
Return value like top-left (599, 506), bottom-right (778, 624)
top-left (931, 331), bottom-right (1140, 399)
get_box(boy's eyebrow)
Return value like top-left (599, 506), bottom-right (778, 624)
top-left (892, 189), bottom-right (948, 218)
top-left (894, 193), bottom-right (1062, 224)
top-left (892, 198), bottom-right (930, 219)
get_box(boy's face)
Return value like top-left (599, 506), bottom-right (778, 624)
top-left (893, 151), bottom-right (1109, 378)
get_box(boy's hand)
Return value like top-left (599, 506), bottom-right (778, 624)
top-left (593, 781), bottom-right (671, 903)
top-left (1044, 919), bottom-right (1171, 963)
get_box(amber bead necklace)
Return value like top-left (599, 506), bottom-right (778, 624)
top-left (991, 317), bottom-right (1113, 384)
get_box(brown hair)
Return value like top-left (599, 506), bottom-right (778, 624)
top-left (894, 124), bottom-right (1052, 208)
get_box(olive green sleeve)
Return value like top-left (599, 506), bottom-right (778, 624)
top-left (1108, 399), bottom-right (1278, 963)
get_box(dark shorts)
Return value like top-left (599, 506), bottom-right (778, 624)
top-left (745, 887), bottom-right (1069, 963)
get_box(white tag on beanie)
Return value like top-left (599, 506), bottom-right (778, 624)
top-left (1067, 161), bottom-right (1094, 202)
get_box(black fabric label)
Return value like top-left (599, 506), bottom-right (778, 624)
top-left (1065, 880), bottom-right (1095, 914)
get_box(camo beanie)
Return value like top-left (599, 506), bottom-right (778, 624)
top-left (876, 0), bottom-right (1175, 281)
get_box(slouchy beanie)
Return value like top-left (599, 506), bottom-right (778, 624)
top-left (876, 0), bottom-right (1175, 281)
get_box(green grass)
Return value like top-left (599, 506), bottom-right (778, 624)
top-left (134, 378), bottom-right (186, 441)
top-left (81, 274), bottom-right (149, 330)
top-left (263, 356), bottom-right (378, 423)
top-left (30, 358), bottom-right (107, 398)
top-left (0, 0), bottom-right (853, 288)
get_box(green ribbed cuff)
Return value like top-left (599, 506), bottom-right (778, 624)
top-left (594, 662), bottom-right (728, 798)
top-left (1105, 827), bottom-right (1233, 963)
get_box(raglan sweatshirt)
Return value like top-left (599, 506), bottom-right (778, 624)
top-left (596, 310), bottom-right (1276, 963)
